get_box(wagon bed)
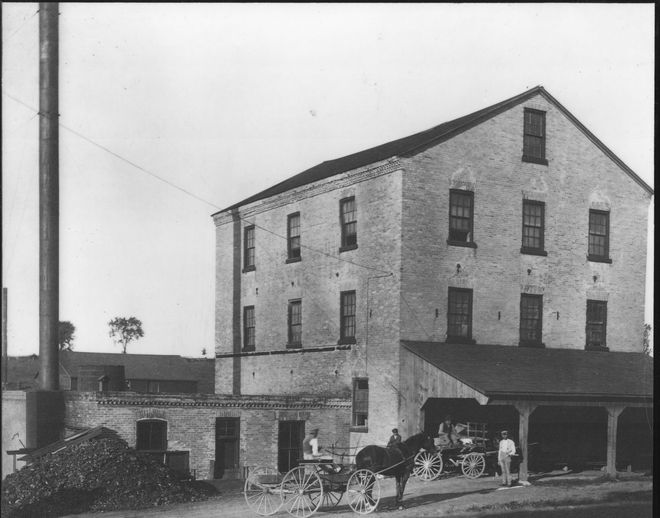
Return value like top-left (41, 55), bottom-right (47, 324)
top-left (244, 460), bottom-right (381, 517)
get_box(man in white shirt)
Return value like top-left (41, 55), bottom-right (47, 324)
top-left (498, 430), bottom-right (516, 486)
top-left (302, 428), bottom-right (340, 473)
top-left (303, 428), bottom-right (320, 460)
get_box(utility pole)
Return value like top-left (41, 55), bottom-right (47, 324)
top-left (2, 288), bottom-right (7, 388)
top-left (39, 1), bottom-right (59, 391)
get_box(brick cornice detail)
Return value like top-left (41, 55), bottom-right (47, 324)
top-left (213, 158), bottom-right (402, 226)
top-left (94, 395), bottom-right (351, 409)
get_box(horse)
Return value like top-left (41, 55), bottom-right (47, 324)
top-left (355, 432), bottom-right (435, 509)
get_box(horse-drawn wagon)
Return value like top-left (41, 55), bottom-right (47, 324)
top-left (413, 422), bottom-right (510, 481)
top-left (243, 433), bottom-right (435, 516)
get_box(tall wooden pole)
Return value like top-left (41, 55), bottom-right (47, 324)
top-left (2, 288), bottom-right (7, 387)
top-left (39, 2), bottom-right (59, 391)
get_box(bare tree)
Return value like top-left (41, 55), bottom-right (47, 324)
top-left (108, 317), bottom-right (144, 354)
top-left (58, 321), bottom-right (76, 351)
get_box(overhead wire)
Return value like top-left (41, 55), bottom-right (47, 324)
top-left (3, 89), bottom-right (439, 346)
top-left (2, 7), bottom-right (39, 44)
top-left (3, 90), bottom-right (394, 276)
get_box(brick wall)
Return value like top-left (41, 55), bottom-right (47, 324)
top-left (400, 92), bottom-right (651, 351)
top-left (2, 391), bottom-right (27, 479)
top-left (214, 162), bottom-right (405, 447)
top-left (63, 391), bottom-right (351, 479)
top-left (212, 91), bottom-right (651, 453)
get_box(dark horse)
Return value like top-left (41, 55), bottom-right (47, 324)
top-left (355, 432), bottom-right (435, 509)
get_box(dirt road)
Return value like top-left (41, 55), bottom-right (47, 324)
top-left (63, 471), bottom-right (652, 518)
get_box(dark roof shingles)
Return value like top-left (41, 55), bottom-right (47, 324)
top-left (216, 85), bottom-right (653, 215)
top-left (402, 341), bottom-right (653, 400)
top-left (217, 87), bottom-right (541, 214)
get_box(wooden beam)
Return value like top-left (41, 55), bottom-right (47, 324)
top-left (514, 402), bottom-right (537, 483)
top-left (605, 406), bottom-right (625, 478)
top-left (489, 399), bottom-right (650, 408)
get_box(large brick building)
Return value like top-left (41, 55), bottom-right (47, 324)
top-left (213, 86), bottom-right (653, 478)
top-left (7, 86), bottom-right (650, 482)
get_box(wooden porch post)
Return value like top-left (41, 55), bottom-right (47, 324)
top-left (605, 406), bottom-right (625, 478)
top-left (514, 402), bottom-right (536, 483)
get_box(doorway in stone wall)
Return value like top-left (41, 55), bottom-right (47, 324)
top-left (215, 417), bottom-right (240, 479)
top-left (278, 421), bottom-right (304, 473)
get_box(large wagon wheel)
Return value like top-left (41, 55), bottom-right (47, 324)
top-left (310, 486), bottom-right (343, 509)
top-left (413, 451), bottom-right (443, 481)
top-left (243, 466), bottom-right (284, 516)
top-left (461, 452), bottom-right (486, 479)
top-left (281, 466), bottom-right (323, 518)
top-left (346, 469), bottom-right (381, 514)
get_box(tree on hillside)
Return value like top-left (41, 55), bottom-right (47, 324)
top-left (108, 317), bottom-right (144, 354)
top-left (642, 323), bottom-right (652, 356)
top-left (58, 321), bottom-right (76, 351)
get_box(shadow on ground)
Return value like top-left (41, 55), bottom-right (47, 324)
top-left (318, 488), bottom-right (494, 514)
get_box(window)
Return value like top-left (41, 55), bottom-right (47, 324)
top-left (147, 381), bottom-right (160, 393)
top-left (447, 288), bottom-right (474, 343)
top-left (448, 190), bottom-right (475, 247)
top-left (522, 108), bottom-right (547, 164)
top-left (243, 306), bottom-right (255, 351)
top-left (520, 294), bottom-right (543, 347)
top-left (243, 226), bottom-right (255, 272)
top-left (287, 299), bottom-right (302, 348)
top-left (136, 419), bottom-right (167, 450)
top-left (340, 197), bottom-right (357, 251)
top-left (339, 291), bottom-right (356, 344)
top-left (521, 200), bottom-right (546, 255)
top-left (586, 300), bottom-right (608, 350)
top-left (286, 213), bottom-right (301, 262)
top-left (588, 210), bottom-right (611, 263)
top-left (352, 378), bottom-right (369, 430)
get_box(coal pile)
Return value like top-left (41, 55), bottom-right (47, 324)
top-left (1, 437), bottom-right (214, 518)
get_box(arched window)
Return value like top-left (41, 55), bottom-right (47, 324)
top-left (136, 419), bottom-right (167, 450)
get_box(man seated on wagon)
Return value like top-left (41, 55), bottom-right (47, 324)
top-left (387, 428), bottom-right (402, 449)
top-left (302, 428), bottom-right (341, 473)
top-left (436, 415), bottom-right (460, 448)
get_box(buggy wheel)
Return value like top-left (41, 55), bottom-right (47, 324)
top-left (243, 466), bottom-right (283, 516)
top-left (281, 466), bottom-right (323, 518)
top-left (347, 469), bottom-right (381, 514)
top-left (413, 451), bottom-right (443, 481)
top-left (461, 453), bottom-right (486, 479)
top-left (310, 488), bottom-right (343, 509)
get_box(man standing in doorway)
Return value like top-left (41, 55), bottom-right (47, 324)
top-left (498, 430), bottom-right (516, 486)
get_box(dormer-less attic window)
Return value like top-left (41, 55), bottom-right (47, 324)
top-left (522, 108), bottom-right (548, 165)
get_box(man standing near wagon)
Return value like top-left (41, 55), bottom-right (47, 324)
top-left (498, 430), bottom-right (516, 487)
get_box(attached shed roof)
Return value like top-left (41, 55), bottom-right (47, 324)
top-left (18, 426), bottom-right (120, 462)
top-left (401, 341), bottom-right (653, 402)
top-left (215, 86), bottom-right (652, 215)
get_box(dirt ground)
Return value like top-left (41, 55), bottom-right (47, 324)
top-left (62, 470), bottom-right (652, 518)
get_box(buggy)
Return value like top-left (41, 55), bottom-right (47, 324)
top-left (413, 422), bottom-right (524, 481)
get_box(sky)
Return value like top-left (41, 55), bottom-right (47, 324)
top-left (2, 3), bottom-right (654, 358)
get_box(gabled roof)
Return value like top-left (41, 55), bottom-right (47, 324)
top-left (214, 86), bottom-right (652, 215)
top-left (4, 352), bottom-right (214, 388)
top-left (401, 341), bottom-right (653, 401)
